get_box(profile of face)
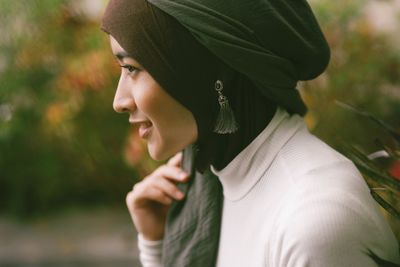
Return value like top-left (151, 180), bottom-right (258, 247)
top-left (110, 36), bottom-right (198, 161)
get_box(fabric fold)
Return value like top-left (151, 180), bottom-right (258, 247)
top-left (147, 0), bottom-right (331, 115)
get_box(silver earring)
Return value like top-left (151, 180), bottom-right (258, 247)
top-left (213, 80), bottom-right (239, 134)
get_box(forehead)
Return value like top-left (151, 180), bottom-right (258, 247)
top-left (110, 35), bottom-right (127, 55)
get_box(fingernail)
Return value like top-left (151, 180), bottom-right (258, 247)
top-left (176, 191), bottom-right (184, 199)
top-left (179, 172), bottom-right (187, 179)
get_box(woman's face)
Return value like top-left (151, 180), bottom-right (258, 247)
top-left (110, 36), bottom-right (198, 161)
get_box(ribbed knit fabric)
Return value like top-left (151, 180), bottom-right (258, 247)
top-left (138, 107), bottom-right (400, 267)
top-left (138, 234), bottom-right (163, 267)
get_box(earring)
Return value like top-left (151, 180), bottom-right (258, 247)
top-left (213, 80), bottom-right (239, 134)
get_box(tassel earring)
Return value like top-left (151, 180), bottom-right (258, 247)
top-left (213, 79), bottom-right (239, 134)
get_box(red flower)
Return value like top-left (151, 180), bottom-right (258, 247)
top-left (389, 160), bottom-right (400, 180)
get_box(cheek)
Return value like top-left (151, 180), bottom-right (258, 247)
top-left (159, 116), bottom-right (197, 147)
top-left (147, 112), bottom-right (197, 161)
top-left (132, 78), bottom-right (163, 118)
top-left (133, 75), bottom-right (198, 159)
top-left (146, 126), bottom-right (178, 161)
top-left (133, 89), bottom-right (160, 120)
top-left (135, 90), bottom-right (170, 128)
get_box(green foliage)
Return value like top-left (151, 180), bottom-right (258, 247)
top-left (0, 1), bottom-right (143, 218)
top-left (303, 0), bottom-right (400, 239)
top-left (337, 102), bottom-right (399, 211)
top-left (304, 0), bottom-right (400, 150)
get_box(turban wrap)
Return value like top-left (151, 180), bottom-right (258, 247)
top-left (124, 0), bottom-right (329, 114)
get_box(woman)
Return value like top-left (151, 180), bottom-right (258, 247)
top-left (101, 0), bottom-right (400, 266)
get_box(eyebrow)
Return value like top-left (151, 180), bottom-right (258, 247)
top-left (115, 51), bottom-right (130, 61)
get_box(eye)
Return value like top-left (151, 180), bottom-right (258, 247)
top-left (121, 64), bottom-right (138, 74)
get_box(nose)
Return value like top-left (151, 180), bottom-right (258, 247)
top-left (113, 74), bottom-right (136, 113)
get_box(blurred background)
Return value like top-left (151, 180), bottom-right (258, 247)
top-left (0, 0), bottom-right (399, 266)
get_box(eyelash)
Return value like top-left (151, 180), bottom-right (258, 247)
top-left (120, 65), bottom-right (138, 73)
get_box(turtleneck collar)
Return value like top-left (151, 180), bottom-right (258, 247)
top-left (211, 107), bottom-right (305, 201)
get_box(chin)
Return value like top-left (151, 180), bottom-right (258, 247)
top-left (148, 141), bottom-right (185, 162)
top-left (149, 152), bottom-right (167, 161)
top-left (147, 144), bottom-right (170, 161)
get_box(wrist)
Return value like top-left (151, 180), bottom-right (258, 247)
top-left (138, 233), bottom-right (164, 243)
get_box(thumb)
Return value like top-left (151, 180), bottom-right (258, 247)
top-left (167, 152), bottom-right (183, 167)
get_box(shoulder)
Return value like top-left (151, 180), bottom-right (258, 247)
top-left (268, 161), bottom-right (400, 267)
top-left (277, 123), bottom-right (372, 200)
top-left (267, 127), bottom-right (400, 266)
top-left (278, 124), bottom-right (356, 179)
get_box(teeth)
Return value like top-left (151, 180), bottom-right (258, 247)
top-left (142, 122), bottom-right (152, 128)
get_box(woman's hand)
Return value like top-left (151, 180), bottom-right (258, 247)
top-left (126, 152), bottom-right (189, 241)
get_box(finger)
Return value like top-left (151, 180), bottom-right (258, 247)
top-left (150, 176), bottom-right (185, 200)
top-left (140, 186), bottom-right (173, 206)
top-left (167, 152), bottom-right (183, 167)
top-left (153, 165), bottom-right (188, 182)
top-left (128, 184), bottom-right (172, 207)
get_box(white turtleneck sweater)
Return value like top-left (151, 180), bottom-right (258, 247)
top-left (138, 108), bottom-right (400, 267)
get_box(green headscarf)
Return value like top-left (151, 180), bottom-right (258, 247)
top-left (147, 0), bottom-right (330, 115)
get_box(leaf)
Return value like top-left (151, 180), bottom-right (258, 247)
top-left (371, 190), bottom-right (400, 219)
top-left (335, 100), bottom-right (400, 144)
top-left (344, 145), bottom-right (400, 193)
top-left (374, 139), bottom-right (400, 160)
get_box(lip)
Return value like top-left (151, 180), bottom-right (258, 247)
top-left (134, 121), bottom-right (153, 139)
top-left (128, 119), bottom-right (153, 139)
top-left (129, 118), bottom-right (149, 125)
top-left (139, 123), bottom-right (152, 139)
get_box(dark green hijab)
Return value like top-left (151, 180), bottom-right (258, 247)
top-left (147, 0), bottom-right (330, 115)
